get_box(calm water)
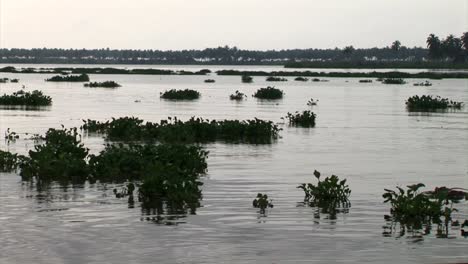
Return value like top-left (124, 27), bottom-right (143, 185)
top-left (1, 66), bottom-right (468, 264)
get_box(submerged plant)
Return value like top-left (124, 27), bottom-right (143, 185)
top-left (406, 95), bottom-right (463, 111)
top-left (160, 89), bottom-right (201, 100)
top-left (285, 110), bottom-right (316, 127)
top-left (84, 81), bottom-right (121, 88)
top-left (253, 86), bottom-right (284, 100)
top-left (298, 170), bottom-right (351, 210)
top-left (46, 73), bottom-right (90, 82)
top-left (0, 90), bottom-right (52, 106)
top-left (241, 75), bottom-right (253, 83)
top-left (229, 90), bottom-right (247, 100)
top-left (266, 76), bottom-right (287, 82)
top-left (252, 193), bottom-right (274, 214)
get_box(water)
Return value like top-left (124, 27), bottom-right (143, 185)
top-left (1, 67), bottom-right (468, 263)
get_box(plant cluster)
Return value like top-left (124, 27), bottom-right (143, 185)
top-left (84, 81), bottom-right (121, 88)
top-left (46, 73), bottom-right (90, 82)
top-left (0, 90), bottom-right (52, 106)
top-left (307, 98), bottom-right (318, 106)
top-left (82, 117), bottom-right (280, 144)
top-left (413, 81), bottom-right (432, 86)
top-left (285, 110), bottom-right (316, 127)
top-left (160, 89), bottom-right (201, 100)
top-left (266, 76), bottom-right (287, 82)
top-left (294, 76), bottom-right (308, 81)
top-left (406, 95), bottom-right (463, 110)
top-left (241, 75), bottom-right (253, 83)
top-left (383, 78), bottom-right (406, 84)
top-left (252, 193), bottom-right (274, 214)
top-left (0, 150), bottom-right (22, 172)
top-left (204, 79), bottom-right (215, 83)
top-left (4, 128), bottom-right (20, 143)
top-left (253, 86), bottom-right (284, 100)
top-left (229, 90), bottom-right (246, 100)
top-left (359, 79), bottom-right (373, 83)
top-left (298, 170), bottom-right (351, 210)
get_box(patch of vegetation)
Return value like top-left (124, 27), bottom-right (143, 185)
top-left (0, 149), bottom-right (22, 172)
top-left (4, 128), bottom-right (20, 143)
top-left (0, 90), bottom-right (52, 106)
top-left (285, 110), bottom-right (316, 127)
top-left (294, 76), bottom-right (308, 81)
top-left (160, 89), bottom-right (201, 100)
top-left (307, 98), bottom-right (318, 106)
top-left (253, 86), bottom-right (284, 100)
top-left (413, 81), bottom-right (432, 86)
top-left (82, 117), bottom-right (280, 144)
top-left (383, 78), bottom-right (406, 84)
top-left (359, 79), bottom-right (373, 83)
top-left (10, 79), bottom-right (19, 83)
top-left (298, 170), bottom-right (351, 210)
top-left (46, 73), bottom-right (90, 82)
top-left (241, 75), bottom-right (253, 83)
top-left (311, 78), bottom-right (321, 82)
top-left (266, 76), bottom-right (287, 82)
top-left (406, 95), bottom-right (463, 111)
top-left (229, 90), bottom-right (246, 100)
top-left (252, 193), bottom-right (274, 214)
top-left (84, 81), bottom-right (121, 88)
top-left (204, 79), bottom-right (215, 83)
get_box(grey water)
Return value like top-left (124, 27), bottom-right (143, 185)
top-left (0, 66), bottom-right (467, 264)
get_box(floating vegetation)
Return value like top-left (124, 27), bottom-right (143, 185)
top-left (4, 128), bottom-right (19, 143)
top-left (252, 193), bottom-right (274, 214)
top-left (413, 81), bottom-right (432, 86)
top-left (285, 111), bottom-right (316, 127)
top-left (229, 90), bottom-right (247, 101)
top-left (383, 184), bottom-right (468, 235)
top-left (253, 86), bottom-right (284, 100)
top-left (204, 79), bottom-right (215, 83)
top-left (84, 81), bottom-right (121, 88)
top-left (294, 76), bottom-right (309, 82)
top-left (312, 78), bottom-right (321, 82)
top-left (266, 76), bottom-right (287, 82)
top-left (307, 98), bottom-right (318, 106)
top-left (298, 170), bottom-right (351, 211)
top-left (10, 79), bottom-right (19, 83)
top-left (0, 149), bottom-right (22, 172)
top-left (383, 78), bottom-right (406, 84)
top-left (82, 117), bottom-right (280, 144)
top-left (359, 79), bottom-right (373, 83)
top-left (46, 73), bottom-right (90, 82)
top-left (406, 95), bottom-right (463, 111)
top-left (160, 89), bottom-right (201, 100)
top-left (0, 90), bottom-right (52, 106)
top-left (241, 75), bottom-right (253, 83)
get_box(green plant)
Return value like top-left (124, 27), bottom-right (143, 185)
top-left (0, 149), bottom-right (23, 172)
top-left (359, 79), bottom-right (372, 83)
top-left (406, 95), bottom-right (463, 111)
top-left (298, 170), bottom-right (351, 210)
top-left (204, 79), bottom-right (215, 83)
top-left (253, 86), bottom-right (284, 100)
top-left (307, 98), bottom-right (318, 106)
top-left (252, 193), bottom-right (273, 214)
top-left (0, 90), bottom-right (52, 106)
top-left (4, 128), bottom-right (20, 143)
top-left (160, 89), bottom-right (201, 100)
top-left (383, 78), bottom-right (406, 84)
top-left (10, 79), bottom-right (19, 83)
top-left (241, 75), bottom-right (253, 83)
top-left (285, 110), bottom-right (316, 127)
top-left (229, 90), bottom-right (246, 100)
top-left (266, 76), bottom-right (287, 82)
top-left (294, 76), bottom-right (309, 81)
top-left (413, 81), bottom-right (432, 86)
top-left (46, 73), bottom-right (90, 82)
top-left (84, 81), bottom-right (121, 88)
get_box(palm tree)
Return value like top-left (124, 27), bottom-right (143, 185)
top-left (426, 34), bottom-right (441, 59)
top-left (343, 46), bottom-right (355, 58)
top-left (391, 40), bottom-right (401, 52)
top-left (441, 34), bottom-right (462, 59)
top-left (461, 32), bottom-right (468, 51)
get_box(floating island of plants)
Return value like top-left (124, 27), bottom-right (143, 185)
top-left (406, 95), bottom-right (463, 111)
top-left (0, 90), bottom-right (52, 106)
top-left (285, 110), bottom-right (316, 127)
top-left (253, 86), bottom-right (284, 100)
top-left (413, 81), bottom-right (432, 86)
top-left (252, 193), bottom-right (274, 215)
top-left (229, 90), bottom-right (247, 100)
top-left (0, 77), bottom-right (20, 83)
top-left (82, 116), bottom-right (280, 144)
top-left (359, 79), bottom-right (373, 83)
top-left (84, 81), bottom-right (121, 88)
top-left (241, 75), bottom-right (253, 83)
top-left (294, 76), bottom-right (309, 82)
top-left (383, 78), bottom-right (406, 84)
top-left (160, 89), bottom-right (201, 100)
top-left (266, 76), bottom-right (288, 82)
top-left (46, 73), bottom-right (90, 82)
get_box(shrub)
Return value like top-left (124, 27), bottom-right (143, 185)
top-left (266, 76), bottom-right (287, 82)
top-left (406, 95), bottom-right (463, 111)
top-left (84, 81), bottom-right (121, 88)
top-left (0, 150), bottom-right (23, 172)
top-left (294, 76), bottom-right (309, 81)
top-left (0, 90), bottom-right (52, 106)
top-left (160, 89), bottom-right (200, 100)
top-left (253, 86), bottom-right (284, 100)
top-left (285, 110), bottom-right (316, 127)
top-left (46, 73), bottom-right (90, 82)
top-left (241, 75), bottom-right (253, 83)
top-left (229, 90), bottom-right (246, 100)
top-left (383, 78), bottom-right (406, 84)
top-left (298, 170), bottom-right (351, 210)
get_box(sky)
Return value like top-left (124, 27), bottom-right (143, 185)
top-left (0, 0), bottom-right (466, 50)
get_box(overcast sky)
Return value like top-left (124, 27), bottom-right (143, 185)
top-left (0, 0), bottom-right (466, 50)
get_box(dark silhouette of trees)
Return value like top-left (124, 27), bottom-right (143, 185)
top-left (391, 40), bottom-right (401, 52)
top-left (427, 34), bottom-right (442, 59)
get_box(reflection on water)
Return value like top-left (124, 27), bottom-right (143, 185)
top-left (1, 66), bottom-right (468, 263)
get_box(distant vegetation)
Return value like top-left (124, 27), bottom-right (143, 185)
top-left (82, 116), bottom-right (280, 144)
top-left (294, 76), bottom-right (308, 82)
top-left (383, 78), bottom-right (406, 84)
top-left (229, 90), bottom-right (247, 100)
top-left (204, 79), bottom-right (215, 83)
top-left (413, 81), bottom-right (432, 86)
top-left (266, 76), bottom-right (288, 82)
top-left (253, 87), bottom-right (284, 100)
top-left (0, 90), bottom-right (52, 106)
top-left (46, 73), bottom-right (90, 82)
top-left (0, 77), bottom-right (19, 83)
top-left (285, 111), bottom-right (316, 127)
top-left (84, 81), bottom-right (121, 88)
top-left (359, 79), bottom-right (373, 83)
top-left (406, 95), bottom-right (463, 111)
top-left (241, 75), bottom-right (253, 83)
top-left (160, 89), bottom-right (201, 100)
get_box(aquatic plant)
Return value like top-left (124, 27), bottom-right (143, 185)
top-left (113, 182), bottom-right (136, 198)
top-left (84, 81), bottom-right (121, 88)
top-left (413, 81), bottom-right (432, 86)
top-left (307, 98), bottom-right (318, 106)
top-left (298, 170), bottom-right (351, 210)
top-left (311, 78), bottom-right (321, 82)
top-left (285, 110), bottom-right (316, 127)
top-left (46, 73), bottom-right (90, 82)
top-left (0, 150), bottom-right (23, 172)
top-left (383, 78), bottom-right (406, 84)
top-left (253, 86), bottom-right (284, 100)
top-left (241, 75), bottom-right (253, 83)
top-left (252, 193), bottom-right (274, 214)
top-left (294, 76), bottom-right (309, 81)
top-left (4, 128), bottom-right (20, 143)
top-left (229, 90), bottom-right (247, 100)
top-left (10, 79), bottom-right (19, 83)
top-left (204, 79), bottom-right (215, 83)
top-left (82, 117), bottom-right (280, 144)
top-left (0, 90), bottom-right (52, 106)
top-left (359, 79), bottom-right (373, 83)
top-left (266, 76), bottom-right (288, 82)
top-left (160, 89), bottom-right (201, 100)
top-left (406, 95), bottom-right (463, 110)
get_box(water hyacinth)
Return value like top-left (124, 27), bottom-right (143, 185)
top-left (46, 73), bottom-right (90, 82)
top-left (406, 95), bottom-right (463, 111)
top-left (253, 86), bottom-right (284, 100)
top-left (266, 76), bottom-right (288, 82)
top-left (229, 90), bottom-right (246, 100)
top-left (160, 89), bottom-right (201, 100)
top-left (285, 110), bottom-right (316, 127)
top-left (84, 81), bottom-right (121, 88)
top-left (0, 90), bottom-right (52, 106)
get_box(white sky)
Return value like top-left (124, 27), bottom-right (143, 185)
top-left (0, 0), bottom-right (467, 50)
